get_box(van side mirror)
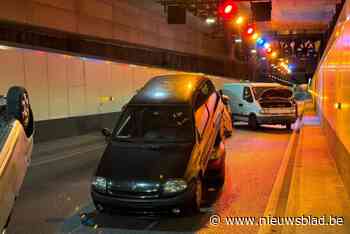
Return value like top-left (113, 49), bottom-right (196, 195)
top-left (101, 128), bottom-right (112, 138)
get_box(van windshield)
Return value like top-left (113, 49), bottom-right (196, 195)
top-left (113, 106), bottom-right (194, 142)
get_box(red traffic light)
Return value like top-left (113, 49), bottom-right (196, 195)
top-left (244, 24), bottom-right (255, 36)
top-left (219, 0), bottom-right (238, 20)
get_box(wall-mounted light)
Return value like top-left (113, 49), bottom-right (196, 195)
top-left (334, 102), bottom-right (342, 109)
top-left (0, 45), bottom-right (13, 50)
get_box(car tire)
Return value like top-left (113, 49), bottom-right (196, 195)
top-left (186, 178), bottom-right (203, 214)
top-left (248, 114), bottom-right (258, 130)
top-left (6, 86), bottom-right (33, 136)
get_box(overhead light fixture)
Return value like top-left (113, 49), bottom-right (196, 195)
top-left (235, 16), bottom-right (244, 25)
top-left (264, 42), bottom-right (271, 49)
top-left (235, 38), bottom-right (242, 43)
top-left (206, 17), bottom-right (216, 25)
top-left (218, 0), bottom-right (238, 20)
top-left (257, 38), bottom-right (266, 46)
top-left (251, 49), bottom-right (257, 54)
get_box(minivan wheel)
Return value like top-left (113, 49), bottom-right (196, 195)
top-left (186, 178), bottom-right (203, 214)
top-left (248, 115), bottom-right (258, 130)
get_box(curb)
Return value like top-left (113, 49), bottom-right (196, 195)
top-left (257, 116), bottom-right (304, 234)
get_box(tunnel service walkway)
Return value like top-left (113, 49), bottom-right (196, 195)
top-left (278, 108), bottom-right (350, 234)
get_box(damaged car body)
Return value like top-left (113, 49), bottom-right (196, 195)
top-left (0, 87), bottom-right (34, 232)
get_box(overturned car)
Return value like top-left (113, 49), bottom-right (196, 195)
top-left (0, 87), bottom-right (34, 232)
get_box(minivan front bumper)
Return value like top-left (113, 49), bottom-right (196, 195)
top-left (256, 114), bottom-right (297, 125)
top-left (91, 183), bottom-right (196, 212)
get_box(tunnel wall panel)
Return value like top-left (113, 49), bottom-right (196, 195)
top-left (311, 0), bottom-right (350, 196)
top-left (23, 50), bottom-right (50, 121)
top-left (0, 46), bottom-right (239, 142)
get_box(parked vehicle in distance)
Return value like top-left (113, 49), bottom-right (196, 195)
top-left (0, 87), bottom-right (34, 233)
top-left (91, 74), bottom-right (228, 214)
top-left (223, 82), bottom-right (297, 130)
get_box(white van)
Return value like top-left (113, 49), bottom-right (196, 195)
top-left (222, 82), bottom-right (297, 130)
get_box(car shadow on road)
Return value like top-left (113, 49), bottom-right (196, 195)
top-left (61, 185), bottom-right (223, 233)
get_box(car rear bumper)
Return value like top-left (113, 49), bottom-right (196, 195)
top-left (256, 115), bottom-right (297, 125)
top-left (91, 184), bottom-right (195, 212)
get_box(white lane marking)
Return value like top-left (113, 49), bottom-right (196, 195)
top-left (30, 144), bottom-right (105, 167)
top-left (144, 220), bottom-right (159, 230)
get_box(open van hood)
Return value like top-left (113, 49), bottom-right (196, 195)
top-left (259, 88), bottom-right (293, 100)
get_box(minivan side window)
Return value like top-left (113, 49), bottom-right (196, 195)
top-left (243, 87), bottom-right (254, 103)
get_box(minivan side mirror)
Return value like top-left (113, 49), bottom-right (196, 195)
top-left (101, 128), bottom-right (112, 138)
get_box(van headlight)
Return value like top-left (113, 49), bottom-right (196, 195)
top-left (92, 176), bottom-right (107, 193)
top-left (163, 179), bottom-right (187, 195)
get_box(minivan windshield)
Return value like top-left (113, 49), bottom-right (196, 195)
top-left (113, 106), bottom-right (194, 143)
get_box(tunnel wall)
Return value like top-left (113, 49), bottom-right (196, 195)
top-left (0, 0), bottom-right (227, 60)
top-left (0, 46), bottom-right (238, 142)
top-left (311, 0), bottom-right (350, 196)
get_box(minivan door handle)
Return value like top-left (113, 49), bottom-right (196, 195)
top-left (239, 103), bottom-right (243, 107)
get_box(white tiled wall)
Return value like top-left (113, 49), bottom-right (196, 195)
top-left (0, 47), bottom-right (238, 122)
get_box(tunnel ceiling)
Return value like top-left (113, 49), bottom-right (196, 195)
top-left (265, 0), bottom-right (342, 33)
top-left (157, 0), bottom-right (342, 34)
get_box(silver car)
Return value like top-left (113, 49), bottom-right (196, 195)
top-left (0, 87), bottom-right (34, 233)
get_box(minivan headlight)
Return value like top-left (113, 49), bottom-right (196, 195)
top-left (163, 179), bottom-right (187, 194)
top-left (92, 176), bottom-right (107, 193)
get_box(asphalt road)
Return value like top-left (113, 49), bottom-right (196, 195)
top-left (7, 124), bottom-right (291, 234)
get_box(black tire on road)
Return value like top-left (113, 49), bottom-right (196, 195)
top-left (248, 114), bottom-right (258, 130)
top-left (6, 86), bottom-right (33, 136)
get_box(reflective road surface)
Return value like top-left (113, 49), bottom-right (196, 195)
top-left (8, 124), bottom-right (291, 234)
